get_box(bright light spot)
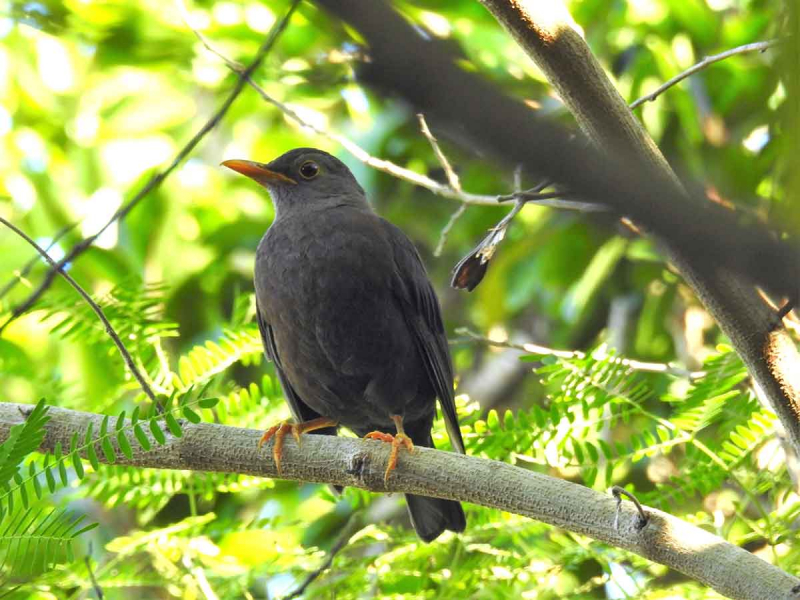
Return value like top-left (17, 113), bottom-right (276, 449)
top-left (36, 35), bottom-right (74, 93)
top-left (420, 11), bottom-right (451, 37)
top-left (283, 103), bottom-right (328, 133)
top-left (102, 136), bottom-right (174, 184)
top-left (0, 106), bottom-right (12, 136)
top-left (487, 325), bottom-right (508, 344)
top-left (340, 86), bottom-right (369, 114)
top-left (713, 508), bottom-right (725, 528)
top-left (213, 2), bottom-right (242, 26)
top-left (490, 566), bottom-right (514, 580)
top-left (742, 124), bottom-right (769, 153)
top-left (0, 18), bottom-right (12, 39)
top-left (605, 561), bottom-right (646, 599)
top-left (245, 3), bottom-right (275, 33)
top-left (628, 0), bottom-right (665, 22)
top-left (35, 236), bottom-right (65, 262)
top-left (281, 58), bottom-right (308, 72)
top-left (81, 188), bottom-right (122, 249)
top-left (186, 8), bottom-right (211, 30)
top-left (177, 159), bottom-right (210, 188)
top-left (5, 174), bottom-right (37, 210)
top-left (706, 0), bottom-right (735, 10)
top-left (70, 112), bottom-right (100, 145)
top-left (193, 62), bottom-right (226, 86)
top-left (15, 129), bottom-right (48, 171)
top-left (671, 34), bottom-right (694, 69)
top-left (768, 82), bottom-right (786, 110)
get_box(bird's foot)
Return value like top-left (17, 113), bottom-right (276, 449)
top-left (364, 431), bottom-right (415, 484)
top-left (258, 417), bottom-right (337, 476)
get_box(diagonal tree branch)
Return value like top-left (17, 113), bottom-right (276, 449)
top-left (473, 0), bottom-right (800, 460)
top-left (0, 402), bottom-right (797, 600)
top-left (308, 0), bottom-right (800, 456)
top-left (0, 218), bottom-right (157, 403)
top-left (0, 0), bottom-right (301, 336)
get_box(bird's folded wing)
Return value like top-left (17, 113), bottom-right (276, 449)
top-left (381, 219), bottom-right (465, 455)
top-left (256, 303), bottom-right (320, 424)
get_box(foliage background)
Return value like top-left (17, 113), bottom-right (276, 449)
top-left (0, 0), bottom-right (797, 598)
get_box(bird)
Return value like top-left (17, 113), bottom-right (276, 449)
top-left (222, 148), bottom-right (466, 542)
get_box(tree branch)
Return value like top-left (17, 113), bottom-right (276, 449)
top-left (474, 0), bottom-right (800, 459)
top-left (0, 218), bottom-right (157, 403)
top-left (0, 402), bottom-right (797, 600)
top-left (0, 0), bottom-right (301, 335)
top-left (629, 40), bottom-right (781, 109)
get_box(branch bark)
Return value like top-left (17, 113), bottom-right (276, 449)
top-left (309, 0), bottom-right (800, 456)
top-left (1, 402), bottom-right (797, 600)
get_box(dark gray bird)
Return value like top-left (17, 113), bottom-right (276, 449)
top-left (222, 148), bottom-right (466, 542)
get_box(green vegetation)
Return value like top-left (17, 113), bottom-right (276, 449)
top-left (0, 0), bottom-right (796, 598)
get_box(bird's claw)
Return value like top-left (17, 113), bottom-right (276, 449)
top-left (258, 422), bottom-right (299, 475)
top-left (365, 431), bottom-right (415, 484)
top-left (258, 417), bottom-right (339, 476)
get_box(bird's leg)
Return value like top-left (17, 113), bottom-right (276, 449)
top-left (364, 415), bottom-right (415, 484)
top-left (258, 417), bottom-right (338, 475)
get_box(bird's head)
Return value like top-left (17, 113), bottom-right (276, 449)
top-left (222, 148), bottom-right (367, 217)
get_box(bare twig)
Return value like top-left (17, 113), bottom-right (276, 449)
top-left (417, 113), bottom-right (462, 192)
top-left (0, 0), bottom-right (301, 335)
top-left (611, 486), bottom-right (649, 531)
top-left (0, 217), bottom-right (157, 403)
top-left (452, 327), bottom-right (705, 379)
top-left (84, 544), bottom-right (104, 600)
top-left (1, 402), bottom-right (797, 600)
top-left (629, 40), bottom-right (781, 110)
top-left (433, 203), bottom-right (467, 257)
top-left (0, 221), bottom-right (78, 301)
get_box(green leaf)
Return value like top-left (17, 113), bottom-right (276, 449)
top-left (117, 431), bottom-right (133, 459)
top-left (198, 397), bottom-right (219, 409)
top-left (149, 419), bottom-right (166, 445)
top-left (182, 406), bottom-right (201, 424)
top-left (134, 424), bottom-right (152, 450)
top-left (165, 412), bottom-right (183, 437)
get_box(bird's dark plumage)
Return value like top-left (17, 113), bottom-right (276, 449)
top-left (224, 148), bottom-right (465, 542)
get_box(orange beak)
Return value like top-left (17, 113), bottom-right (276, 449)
top-left (221, 159), bottom-right (297, 185)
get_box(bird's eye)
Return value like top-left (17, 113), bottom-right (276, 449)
top-left (299, 161), bottom-right (320, 179)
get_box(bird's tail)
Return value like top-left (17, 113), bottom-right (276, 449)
top-left (403, 426), bottom-right (465, 542)
top-left (405, 493), bottom-right (465, 542)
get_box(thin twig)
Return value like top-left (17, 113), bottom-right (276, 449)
top-left (284, 511), bottom-right (364, 599)
top-left (0, 217), bottom-right (157, 403)
top-left (84, 543), bottom-right (104, 600)
top-left (0, 221), bottom-right (78, 301)
top-left (611, 486), bottom-right (649, 531)
top-left (434, 204), bottom-right (467, 257)
top-left (629, 40), bottom-right (780, 109)
top-left (417, 113), bottom-right (462, 192)
top-left (0, 0), bottom-right (301, 335)
top-left (452, 327), bottom-right (705, 379)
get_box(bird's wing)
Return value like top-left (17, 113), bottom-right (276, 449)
top-left (256, 302), bottom-right (320, 424)
top-left (381, 219), bottom-right (465, 454)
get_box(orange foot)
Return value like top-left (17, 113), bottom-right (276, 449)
top-left (364, 415), bottom-right (415, 484)
top-left (258, 416), bottom-right (337, 475)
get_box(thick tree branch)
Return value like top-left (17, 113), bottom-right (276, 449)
top-left (309, 0), bottom-right (800, 456)
top-left (475, 0), bottom-right (800, 460)
top-left (0, 402), bottom-right (797, 600)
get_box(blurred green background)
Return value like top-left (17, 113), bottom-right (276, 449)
top-left (0, 0), bottom-right (796, 598)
